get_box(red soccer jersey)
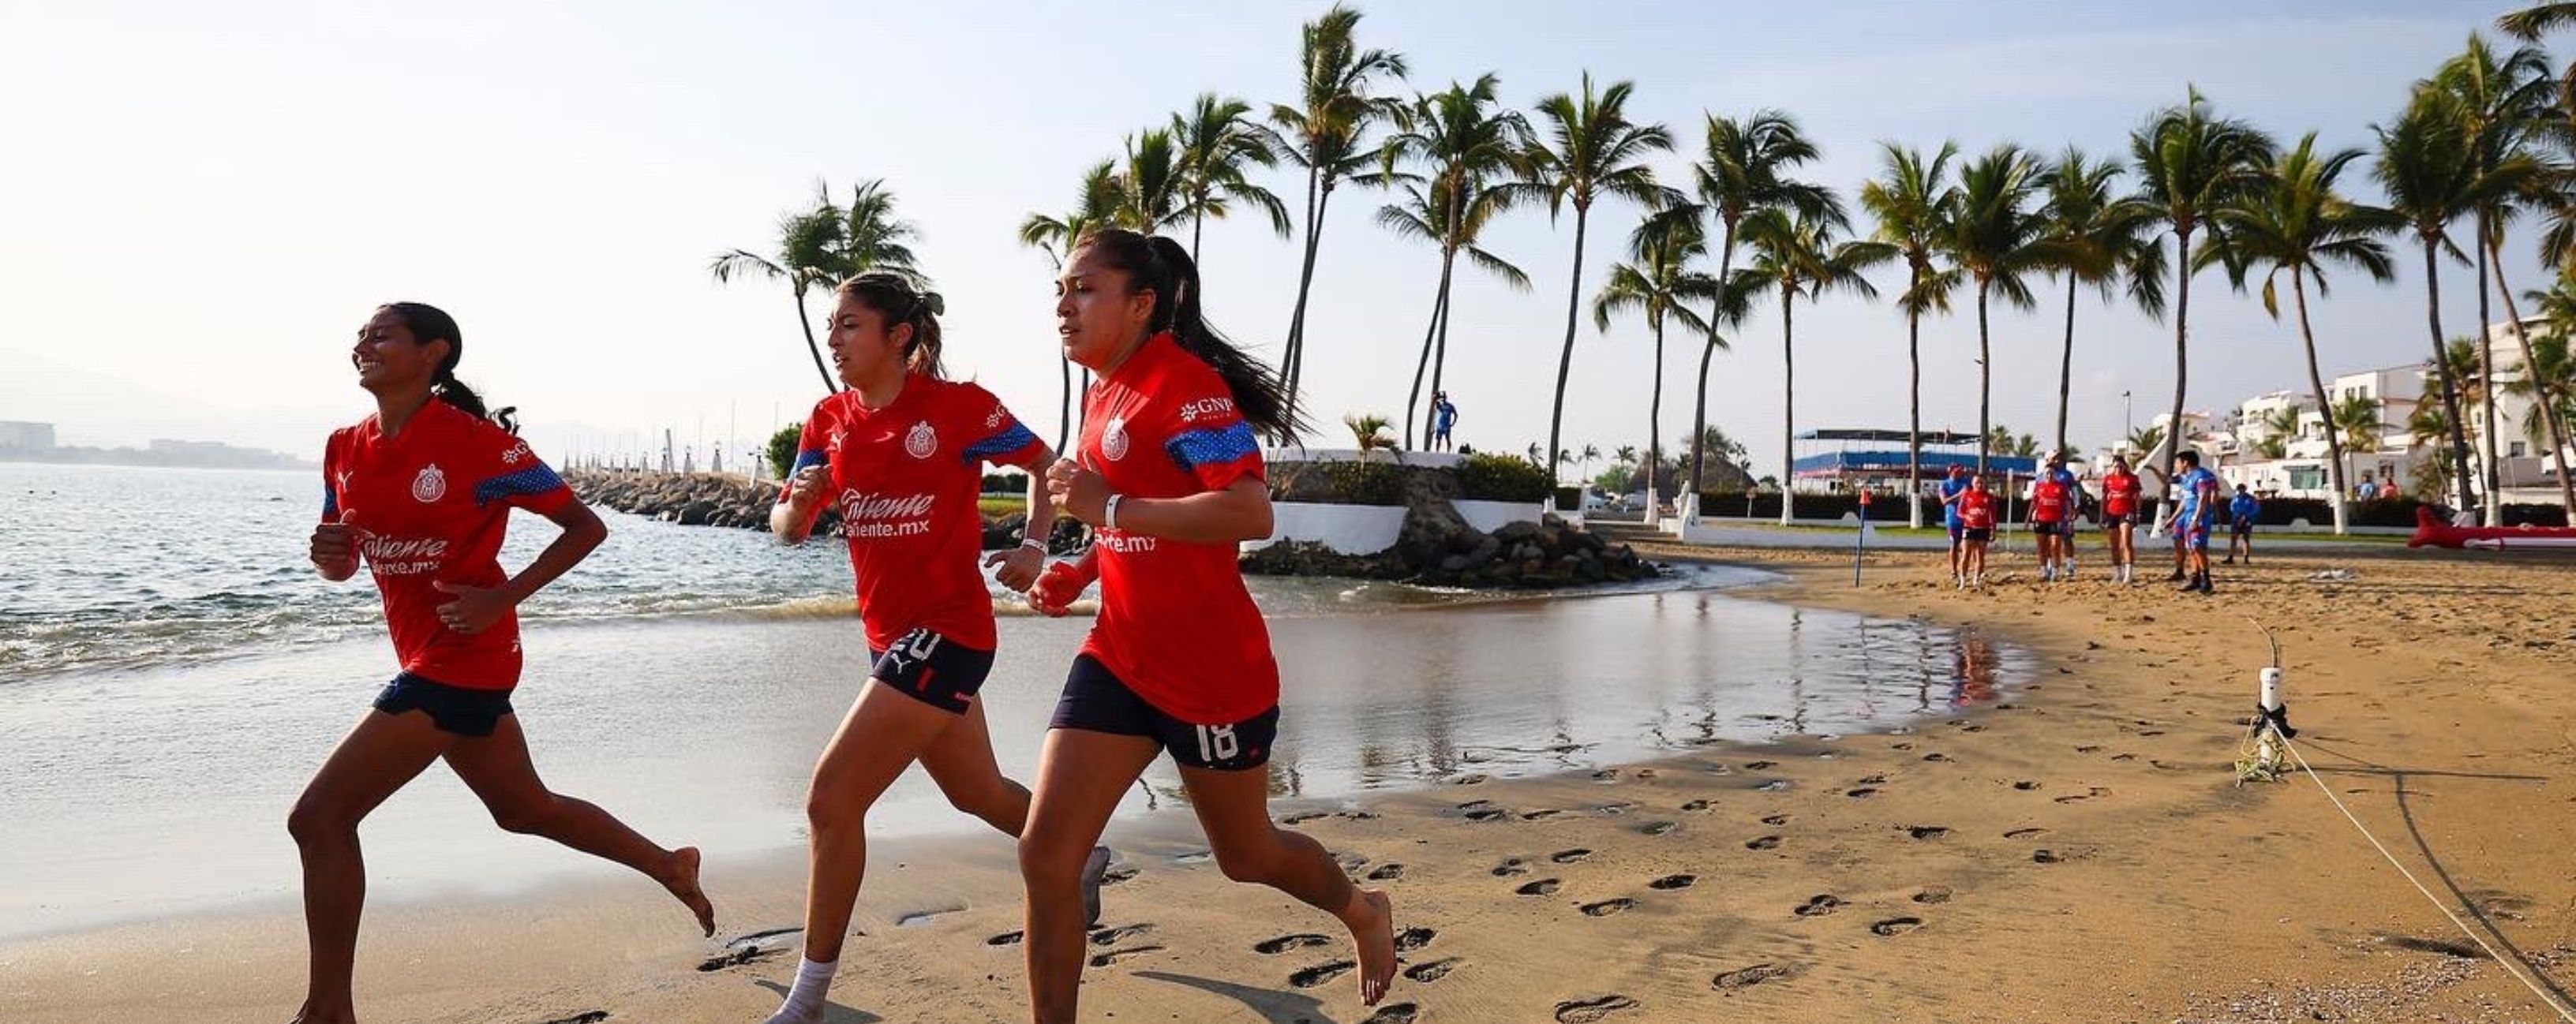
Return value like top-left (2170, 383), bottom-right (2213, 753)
top-left (323, 399), bottom-right (573, 691)
top-left (784, 376), bottom-right (1044, 652)
top-left (1077, 333), bottom-right (1276, 725)
top-left (2029, 477), bottom-right (2069, 523)
top-left (2102, 471), bottom-right (2141, 517)
top-left (1959, 490), bottom-right (1997, 530)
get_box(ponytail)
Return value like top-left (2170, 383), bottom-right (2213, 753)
top-left (381, 301), bottom-right (518, 434)
top-left (834, 271), bottom-right (946, 379)
top-left (1075, 228), bottom-right (1302, 437)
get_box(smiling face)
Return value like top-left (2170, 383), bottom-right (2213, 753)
top-left (1054, 245), bottom-right (1156, 372)
top-left (826, 292), bottom-right (910, 390)
top-left (350, 308), bottom-right (445, 396)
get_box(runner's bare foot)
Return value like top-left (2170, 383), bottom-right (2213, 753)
top-left (1337, 887), bottom-right (1396, 1006)
top-left (289, 1001), bottom-right (357, 1024)
top-left (663, 846), bottom-right (716, 936)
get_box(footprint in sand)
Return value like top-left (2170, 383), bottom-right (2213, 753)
top-left (1101, 863), bottom-right (1140, 885)
top-left (987, 930), bottom-right (1024, 947)
top-left (1922, 753), bottom-right (1953, 763)
top-left (1367, 862), bottom-right (1406, 881)
top-left (1393, 926), bottom-right (1438, 952)
top-left (1680, 798), bottom-right (1713, 813)
top-left (1904, 825), bottom-right (1950, 840)
top-left (1404, 958), bottom-right (1461, 983)
top-left (1492, 858), bottom-right (1530, 877)
top-left (1516, 878), bottom-right (1563, 896)
top-left (1641, 820), bottom-right (1678, 836)
top-left (1088, 923), bottom-right (1151, 947)
top-left (2032, 849), bottom-right (2063, 864)
top-left (1521, 809), bottom-right (1563, 821)
top-left (537, 1012), bottom-right (610, 1024)
top-left (1649, 873), bottom-right (1697, 891)
top-left (1554, 994), bottom-right (1642, 1022)
top-left (1858, 774), bottom-right (1889, 785)
top-left (1845, 787), bottom-right (1879, 798)
top-left (1745, 835), bottom-right (1783, 850)
top-left (1289, 959), bottom-right (1355, 988)
top-left (1551, 848), bottom-right (1593, 864)
top-left (2110, 753), bottom-right (2138, 762)
top-left (1088, 944), bottom-right (1164, 968)
top-left (1458, 800), bottom-right (1508, 822)
top-left (1580, 898), bottom-right (1635, 917)
top-left (1892, 742), bottom-right (1915, 751)
top-left (1447, 773), bottom-right (1489, 786)
top-left (2053, 787), bottom-right (2111, 804)
top-left (1792, 894), bottom-right (1843, 917)
top-left (1596, 801), bottom-right (1638, 816)
top-left (1744, 761), bottom-right (1777, 771)
top-left (696, 928), bottom-right (799, 972)
top-left (2004, 827), bottom-right (2048, 839)
top-left (1712, 962), bottom-right (1797, 990)
top-left (2012, 780), bottom-right (2042, 791)
top-left (1912, 887), bottom-right (1953, 905)
top-left (1338, 809), bottom-right (1381, 821)
top-left (1592, 768), bottom-right (1620, 780)
top-left (1761, 813), bottom-right (1792, 826)
top-left (1254, 932), bottom-right (1333, 955)
top-left (1362, 1003), bottom-right (1422, 1024)
top-left (1279, 810), bottom-right (1330, 824)
top-left (1870, 916), bottom-right (1926, 936)
top-left (2073, 744), bottom-right (2101, 753)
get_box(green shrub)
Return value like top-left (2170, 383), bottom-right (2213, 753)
top-left (1271, 459), bottom-right (1407, 506)
top-left (766, 424), bottom-right (802, 478)
top-left (1455, 453), bottom-right (1553, 503)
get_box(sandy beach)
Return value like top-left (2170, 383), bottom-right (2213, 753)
top-left (9, 541), bottom-right (2576, 1023)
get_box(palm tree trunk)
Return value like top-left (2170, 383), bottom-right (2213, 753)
top-left (1780, 289), bottom-right (1797, 527)
top-left (2290, 272), bottom-right (2349, 535)
top-left (2476, 214), bottom-right (2502, 524)
top-left (1404, 249), bottom-right (1455, 450)
top-left (2423, 239), bottom-right (2480, 513)
top-left (1279, 166), bottom-right (1324, 441)
top-left (1057, 355), bottom-right (1073, 454)
top-left (1907, 295), bottom-right (1925, 529)
top-left (2155, 230), bottom-right (2193, 533)
top-left (792, 283), bottom-right (837, 394)
top-left (1687, 219), bottom-right (1740, 521)
top-left (1191, 206), bottom-right (1206, 266)
top-left (1428, 271), bottom-right (1458, 452)
top-left (1646, 316), bottom-right (1665, 527)
top-left (2054, 271), bottom-right (2077, 458)
top-left (1544, 204), bottom-right (1591, 510)
top-left (1976, 282), bottom-right (1994, 478)
top-left (2487, 237), bottom-right (2576, 516)
top-left (1284, 183), bottom-right (1339, 436)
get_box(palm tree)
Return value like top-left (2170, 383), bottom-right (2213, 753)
top-left (2332, 393), bottom-right (2385, 454)
top-left (2254, 406), bottom-right (2295, 461)
top-left (711, 194), bottom-right (844, 394)
top-left (2376, 86), bottom-right (2532, 512)
top-left (2130, 88), bottom-right (2275, 523)
top-left (2504, 331), bottom-right (2576, 465)
top-left (1688, 112), bottom-right (1840, 516)
top-left (1941, 144), bottom-right (2050, 476)
top-left (1860, 141), bottom-right (1961, 528)
top-left (1271, 5), bottom-right (1408, 439)
top-left (2499, 4), bottom-right (2576, 98)
top-left (2437, 36), bottom-right (2576, 517)
top-left (1735, 206), bottom-right (1894, 524)
top-left (2406, 399), bottom-right (2458, 503)
top-left (831, 179), bottom-right (923, 281)
top-left (1110, 129), bottom-right (1189, 233)
top-left (1593, 206), bottom-right (1719, 525)
top-left (1515, 73), bottom-right (1676, 501)
top-left (2213, 134), bottom-right (2400, 532)
top-left (1377, 75), bottom-right (1533, 450)
top-left (1345, 413), bottom-right (1396, 459)
top-left (2036, 148), bottom-right (2169, 460)
top-left (2126, 424), bottom-right (2167, 459)
top-left (1018, 163), bottom-right (1123, 450)
top-left (1169, 94), bottom-right (1292, 263)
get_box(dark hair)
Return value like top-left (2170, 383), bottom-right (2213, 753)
top-left (834, 272), bottom-right (945, 379)
top-left (380, 301), bottom-right (517, 433)
top-left (2176, 449), bottom-right (2201, 467)
top-left (1072, 228), bottom-right (1301, 437)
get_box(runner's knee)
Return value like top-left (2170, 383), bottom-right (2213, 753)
top-left (286, 797), bottom-right (354, 846)
top-left (1018, 831), bottom-right (1091, 889)
top-left (487, 795), bottom-right (560, 835)
top-left (1212, 835), bottom-right (1290, 885)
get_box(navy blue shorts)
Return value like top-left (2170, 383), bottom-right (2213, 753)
top-left (868, 628), bottom-right (996, 714)
top-left (1050, 655), bottom-right (1279, 771)
top-left (373, 673), bottom-right (513, 737)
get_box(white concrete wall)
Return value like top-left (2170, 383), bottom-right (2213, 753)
top-left (1454, 499), bottom-right (1544, 533)
top-left (1245, 501), bottom-right (1407, 555)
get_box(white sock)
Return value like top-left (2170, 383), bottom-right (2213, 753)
top-left (766, 956), bottom-right (837, 1024)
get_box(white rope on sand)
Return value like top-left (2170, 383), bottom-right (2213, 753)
top-left (2281, 738), bottom-right (2576, 1022)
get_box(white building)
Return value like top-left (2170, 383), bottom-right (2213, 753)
top-left (0, 421), bottom-right (56, 454)
top-left (2474, 317), bottom-right (2571, 503)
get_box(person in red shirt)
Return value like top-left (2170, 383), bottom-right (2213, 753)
top-left (2099, 454), bottom-right (2144, 584)
top-left (1958, 473), bottom-right (1998, 588)
top-left (296, 303), bottom-right (713, 1024)
top-left (2027, 465), bottom-right (2071, 582)
top-left (1018, 230), bottom-right (1398, 1021)
top-left (758, 273), bottom-right (1105, 1024)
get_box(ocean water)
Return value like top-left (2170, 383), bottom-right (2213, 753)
top-left (0, 462), bottom-right (2028, 939)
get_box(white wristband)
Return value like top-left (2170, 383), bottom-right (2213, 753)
top-left (1020, 537), bottom-right (1046, 552)
top-left (1103, 494), bottom-right (1124, 531)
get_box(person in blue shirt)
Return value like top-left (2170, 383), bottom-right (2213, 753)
top-left (1430, 391), bottom-right (1459, 452)
top-left (2170, 450), bottom-right (2222, 593)
top-left (1938, 465), bottom-right (1973, 586)
top-left (2224, 484), bottom-right (2261, 565)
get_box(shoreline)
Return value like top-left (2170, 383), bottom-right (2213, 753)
top-left (9, 548), bottom-right (2575, 1022)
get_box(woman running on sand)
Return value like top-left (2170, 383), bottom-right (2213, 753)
top-left (759, 272), bottom-right (1107, 1024)
top-left (1019, 229), bottom-right (1398, 1022)
top-left (297, 303), bottom-right (714, 1024)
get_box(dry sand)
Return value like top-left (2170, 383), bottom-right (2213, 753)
top-left (9, 543), bottom-right (2575, 1023)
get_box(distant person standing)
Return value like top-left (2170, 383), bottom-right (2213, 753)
top-left (2099, 454), bottom-right (2144, 584)
top-left (2224, 484), bottom-right (2261, 565)
top-left (2171, 450), bottom-right (2221, 593)
top-left (1939, 465), bottom-right (1972, 586)
top-left (2027, 462), bottom-right (2072, 582)
top-left (1956, 473), bottom-right (1997, 589)
top-left (1430, 391), bottom-right (1459, 452)
top-left (2355, 473), bottom-right (2379, 500)
top-left (2042, 451), bottom-right (2084, 580)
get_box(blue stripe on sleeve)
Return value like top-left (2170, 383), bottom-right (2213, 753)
top-left (791, 449), bottom-right (827, 474)
top-left (322, 482), bottom-right (338, 518)
top-left (961, 422), bottom-right (1039, 464)
top-left (1164, 421), bottom-right (1260, 472)
top-left (473, 463), bottom-right (567, 507)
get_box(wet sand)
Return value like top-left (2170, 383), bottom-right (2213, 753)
top-left (9, 544), bottom-right (2576, 1022)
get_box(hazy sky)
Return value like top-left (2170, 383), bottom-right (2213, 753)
top-left (0, 1), bottom-right (2545, 478)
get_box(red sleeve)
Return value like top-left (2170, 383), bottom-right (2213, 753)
top-left (320, 432), bottom-right (343, 523)
top-left (777, 398), bottom-right (835, 533)
top-left (956, 383), bottom-right (1046, 469)
top-left (468, 422), bottom-right (573, 515)
top-left (1159, 371), bottom-right (1264, 491)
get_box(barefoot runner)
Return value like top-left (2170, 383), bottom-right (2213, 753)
top-left (1018, 229), bottom-right (1398, 1022)
top-left (297, 303), bottom-right (714, 1024)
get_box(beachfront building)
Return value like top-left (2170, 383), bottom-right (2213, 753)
top-left (1787, 428), bottom-right (2035, 495)
top-left (2477, 317), bottom-right (2573, 504)
top-left (0, 421), bottom-right (57, 455)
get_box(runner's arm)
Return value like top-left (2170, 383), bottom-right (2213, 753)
top-left (503, 498), bottom-right (608, 606)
